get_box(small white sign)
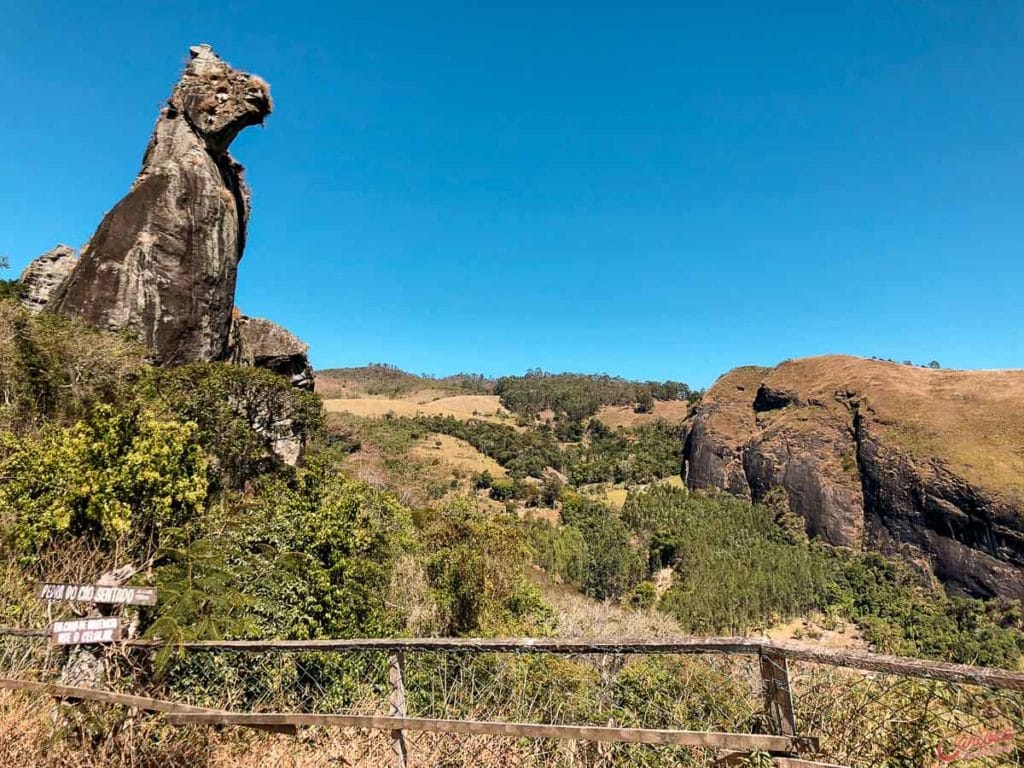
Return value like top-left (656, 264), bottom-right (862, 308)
top-left (50, 617), bottom-right (122, 645)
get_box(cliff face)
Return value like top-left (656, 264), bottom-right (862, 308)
top-left (49, 45), bottom-right (272, 364)
top-left (684, 356), bottom-right (1024, 600)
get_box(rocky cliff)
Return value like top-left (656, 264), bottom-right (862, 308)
top-left (18, 245), bottom-right (78, 313)
top-left (684, 356), bottom-right (1024, 600)
top-left (49, 45), bottom-right (271, 364)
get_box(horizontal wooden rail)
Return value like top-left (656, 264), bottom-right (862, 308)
top-left (126, 636), bottom-right (1024, 692)
top-left (0, 627), bottom-right (47, 637)
top-left (166, 711), bottom-right (818, 753)
top-left (0, 677), bottom-right (295, 734)
top-left (0, 677), bottom-right (214, 715)
top-left (4, 629), bottom-right (1023, 691)
top-left (123, 636), bottom-right (765, 654)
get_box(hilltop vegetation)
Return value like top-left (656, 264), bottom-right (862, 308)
top-left (316, 363), bottom-right (492, 398)
top-left (495, 369), bottom-right (698, 422)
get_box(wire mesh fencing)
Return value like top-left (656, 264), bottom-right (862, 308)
top-left (789, 659), bottom-right (1024, 767)
top-left (2, 632), bottom-right (1023, 767)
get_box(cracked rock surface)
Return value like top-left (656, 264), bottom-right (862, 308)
top-left (18, 244), bottom-right (78, 313)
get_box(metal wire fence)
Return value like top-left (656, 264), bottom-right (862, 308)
top-left (2, 631), bottom-right (1022, 767)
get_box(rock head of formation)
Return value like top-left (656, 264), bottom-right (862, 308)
top-left (48, 44), bottom-right (272, 365)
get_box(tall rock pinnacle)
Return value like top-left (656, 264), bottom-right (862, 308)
top-left (49, 45), bottom-right (272, 364)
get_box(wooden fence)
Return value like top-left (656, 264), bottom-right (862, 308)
top-left (3, 631), bottom-right (1024, 767)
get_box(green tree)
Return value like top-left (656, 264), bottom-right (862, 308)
top-left (421, 501), bottom-right (554, 634)
top-left (634, 388), bottom-right (655, 413)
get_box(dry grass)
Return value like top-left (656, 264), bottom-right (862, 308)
top-left (702, 356), bottom-right (1024, 509)
top-left (593, 400), bottom-right (690, 429)
top-left (763, 615), bottom-right (866, 651)
top-left (0, 692), bottom-right (551, 767)
top-left (322, 394), bottom-right (511, 424)
top-left (532, 570), bottom-right (687, 639)
top-left (767, 356), bottom-right (1024, 505)
top-left (408, 434), bottom-right (507, 478)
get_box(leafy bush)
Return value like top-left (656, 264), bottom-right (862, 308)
top-left (0, 300), bottom-right (145, 429)
top-left (524, 518), bottom-right (587, 588)
top-left (822, 549), bottom-right (1024, 666)
top-left (150, 461), bottom-right (413, 643)
top-left (420, 501), bottom-right (555, 635)
top-left (140, 363), bottom-right (323, 489)
top-left (0, 404), bottom-right (207, 559)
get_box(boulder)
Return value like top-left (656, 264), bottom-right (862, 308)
top-left (18, 244), bottom-right (78, 313)
top-left (229, 312), bottom-right (314, 391)
top-left (49, 45), bottom-right (272, 364)
top-left (227, 311), bottom-right (314, 466)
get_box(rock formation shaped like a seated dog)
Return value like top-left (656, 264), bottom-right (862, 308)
top-left (50, 45), bottom-right (272, 364)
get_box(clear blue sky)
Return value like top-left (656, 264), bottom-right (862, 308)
top-left (2, 2), bottom-right (1022, 387)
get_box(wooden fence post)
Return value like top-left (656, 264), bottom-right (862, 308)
top-left (389, 652), bottom-right (408, 768)
top-left (760, 650), bottom-right (797, 739)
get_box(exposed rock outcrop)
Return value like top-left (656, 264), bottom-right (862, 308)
top-left (684, 356), bottom-right (1024, 600)
top-left (49, 45), bottom-right (272, 364)
top-left (18, 244), bottom-right (78, 313)
top-left (230, 313), bottom-right (314, 390)
top-left (227, 311), bottom-right (314, 465)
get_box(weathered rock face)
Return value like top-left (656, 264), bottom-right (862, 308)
top-left (229, 313), bottom-right (314, 390)
top-left (227, 311), bottom-right (314, 465)
top-left (684, 356), bottom-right (1024, 600)
top-left (49, 45), bottom-right (271, 364)
top-left (18, 245), bottom-right (78, 313)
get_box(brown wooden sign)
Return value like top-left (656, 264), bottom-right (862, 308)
top-left (50, 617), bottom-right (122, 645)
top-left (36, 583), bottom-right (157, 606)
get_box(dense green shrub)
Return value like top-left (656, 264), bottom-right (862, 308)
top-left (140, 363), bottom-right (323, 489)
top-left (524, 518), bottom-right (587, 588)
top-left (822, 549), bottom-right (1024, 666)
top-left (0, 404), bottom-right (207, 559)
top-left (0, 300), bottom-right (145, 429)
top-left (495, 370), bottom-right (697, 421)
top-left (150, 460), bottom-right (413, 643)
top-left (419, 501), bottom-right (555, 635)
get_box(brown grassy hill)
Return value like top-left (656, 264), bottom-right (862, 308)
top-left (315, 364), bottom-right (492, 399)
top-left (684, 355), bottom-right (1024, 600)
